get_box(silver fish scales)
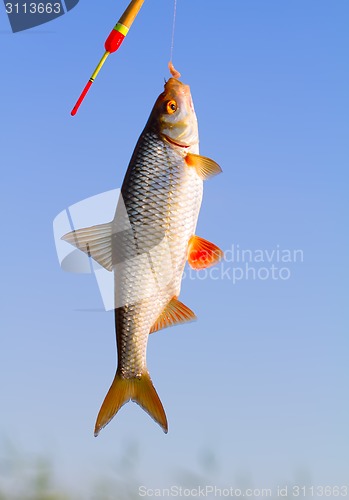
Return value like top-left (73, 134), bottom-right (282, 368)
top-left (116, 129), bottom-right (203, 375)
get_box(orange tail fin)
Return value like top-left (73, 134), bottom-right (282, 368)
top-left (94, 372), bottom-right (168, 436)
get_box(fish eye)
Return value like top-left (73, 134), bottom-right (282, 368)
top-left (166, 100), bottom-right (177, 114)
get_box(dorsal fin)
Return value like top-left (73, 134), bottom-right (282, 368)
top-left (62, 222), bottom-right (113, 271)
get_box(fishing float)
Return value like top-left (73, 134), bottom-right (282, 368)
top-left (71, 0), bottom-right (145, 116)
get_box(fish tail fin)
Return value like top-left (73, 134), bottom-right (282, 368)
top-left (94, 371), bottom-right (168, 436)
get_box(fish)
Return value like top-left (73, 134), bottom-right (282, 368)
top-left (62, 64), bottom-right (223, 435)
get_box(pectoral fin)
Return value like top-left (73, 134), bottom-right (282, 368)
top-left (150, 297), bottom-right (196, 334)
top-left (188, 235), bottom-right (223, 270)
top-left (62, 222), bottom-right (113, 271)
top-left (185, 153), bottom-right (222, 180)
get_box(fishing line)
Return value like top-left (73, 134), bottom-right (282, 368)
top-left (170, 0), bottom-right (178, 62)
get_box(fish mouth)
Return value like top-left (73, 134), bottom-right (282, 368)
top-left (162, 134), bottom-right (191, 149)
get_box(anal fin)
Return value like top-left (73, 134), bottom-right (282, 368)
top-left (188, 235), bottom-right (223, 270)
top-left (150, 297), bottom-right (196, 334)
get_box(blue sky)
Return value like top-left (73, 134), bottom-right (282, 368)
top-left (0, 0), bottom-right (348, 496)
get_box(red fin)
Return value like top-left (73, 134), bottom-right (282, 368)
top-left (185, 153), bottom-right (222, 180)
top-left (188, 236), bottom-right (224, 270)
top-left (150, 297), bottom-right (196, 334)
top-left (94, 372), bottom-right (168, 436)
